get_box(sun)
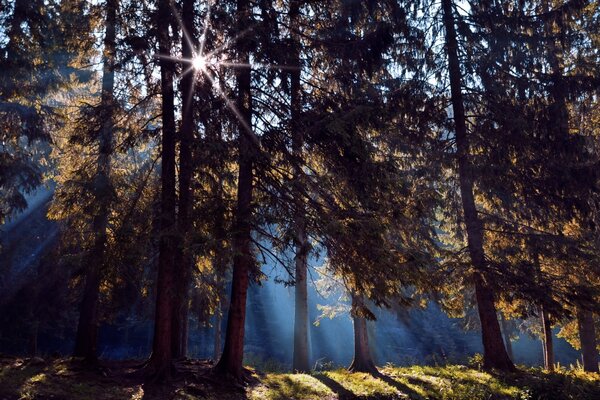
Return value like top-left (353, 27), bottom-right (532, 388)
top-left (192, 55), bottom-right (206, 71)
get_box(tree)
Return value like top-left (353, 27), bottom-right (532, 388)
top-left (441, 0), bottom-right (514, 371)
top-left (289, 0), bottom-right (310, 374)
top-left (147, 0), bottom-right (178, 378)
top-left (73, 0), bottom-right (119, 363)
top-left (171, 0), bottom-right (196, 360)
top-left (214, 0), bottom-right (255, 381)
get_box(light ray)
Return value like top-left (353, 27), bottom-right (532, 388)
top-left (219, 62), bottom-right (300, 71)
top-left (202, 25), bottom-right (256, 60)
top-left (198, 1), bottom-right (212, 59)
top-left (169, 0), bottom-right (195, 58)
top-left (202, 72), bottom-right (260, 149)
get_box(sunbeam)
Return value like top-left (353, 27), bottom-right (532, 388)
top-left (151, 2), bottom-right (294, 147)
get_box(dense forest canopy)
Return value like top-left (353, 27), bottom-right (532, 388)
top-left (1, 0), bottom-right (600, 394)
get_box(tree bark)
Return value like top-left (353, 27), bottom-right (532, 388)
top-left (289, 0), bottom-right (310, 374)
top-left (577, 307), bottom-right (599, 373)
top-left (348, 294), bottom-right (377, 374)
top-left (147, 0), bottom-right (178, 378)
top-left (214, 0), bottom-right (254, 381)
top-left (171, 0), bottom-right (195, 360)
top-left (541, 306), bottom-right (554, 371)
top-left (441, 0), bottom-right (514, 372)
top-left (73, 0), bottom-right (118, 363)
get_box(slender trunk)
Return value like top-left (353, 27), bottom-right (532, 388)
top-left (147, 0), bottom-right (177, 378)
top-left (441, 0), bottom-right (514, 372)
top-left (289, 0), bottom-right (310, 374)
top-left (171, 0), bottom-right (195, 360)
top-left (73, 0), bottom-right (118, 362)
top-left (541, 306), bottom-right (554, 371)
top-left (213, 300), bottom-right (223, 361)
top-left (293, 232), bottom-right (309, 372)
top-left (577, 307), bottom-right (599, 372)
top-left (214, 0), bottom-right (253, 381)
top-left (499, 314), bottom-right (513, 361)
top-left (348, 294), bottom-right (377, 373)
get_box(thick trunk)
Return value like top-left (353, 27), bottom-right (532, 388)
top-left (541, 307), bottom-right (554, 371)
top-left (290, 0), bottom-right (310, 374)
top-left (73, 262), bottom-right (102, 360)
top-left (499, 314), bottom-right (513, 361)
top-left (348, 295), bottom-right (377, 373)
top-left (147, 0), bottom-right (177, 378)
top-left (73, 0), bottom-right (118, 362)
top-left (171, 0), bottom-right (195, 360)
top-left (577, 307), bottom-right (599, 373)
top-left (214, 0), bottom-right (253, 381)
top-left (441, 0), bottom-right (514, 372)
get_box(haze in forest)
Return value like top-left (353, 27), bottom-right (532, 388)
top-left (0, 0), bottom-right (599, 396)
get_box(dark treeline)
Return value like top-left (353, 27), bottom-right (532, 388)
top-left (0, 0), bottom-right (599, 382)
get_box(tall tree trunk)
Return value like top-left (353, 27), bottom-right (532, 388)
top-left (213, 300), bottom-right (223, 361)
top-left (499, 314), bottom-right (513, 361)
top-left (348, 294), bottom-right (377, 374)
top-left (147, 0), bottom-right (177, 378)
top-left (289, 0), bottom-right (310, 374)
top-left (171, 0), bottom-right (195, 360)
top-left (441, 0), bottom-right (514, 372)
top-left (577, 307), bottom-right (599, 373)
top-left (541, 306), bottom-right (554, 371)
top-left (214, 0), bottom-right (254, 381)
top-left (73, 0), bottom-right (118, 363)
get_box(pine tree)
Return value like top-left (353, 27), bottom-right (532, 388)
top-left (214, 0), bottom-right (255, 381)
top-left (73, 0), bottom-right (119, 363)
top-left (441, 0), bottom-right (514, 371)
top-left (147, 0), bottom-right (178, 378)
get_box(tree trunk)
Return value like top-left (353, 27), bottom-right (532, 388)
top-left (147, 0), bottom-right (178, 378)
top-left (577, 307), bottom-right (599, 373)
top-left (289, 0), bottom-right (310, 374)
top-left (171, 0), bottom-right (195, 360)
top-left (499, 314), bottom-right (513, 361)
top-left (28, 322), bottom-right (38, 357)
top-left (293, 232), bottom-right (309, 372)
top-left (214, 0), bottom-right (254, 381)
top-left (541, 306), bottom-right (554, 371)
top-left (348, 294), bottom-right (377, 373)
top-left (213, 300), bottom-right (224, 361)
top-left (441, 0), bottom-right (514, 372)
top-left (73, 0), bottom-right (118, 363)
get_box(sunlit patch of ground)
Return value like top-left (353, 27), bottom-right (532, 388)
top-left (0, 356), bottom-right (598, 399)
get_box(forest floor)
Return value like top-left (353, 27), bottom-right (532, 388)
top-left (0, 356), bottom-right (598, 400)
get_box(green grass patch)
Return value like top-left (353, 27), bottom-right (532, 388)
top-left (0, 357), bottom-right (598, 399)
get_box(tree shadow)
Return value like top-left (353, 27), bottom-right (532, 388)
top-left (313, 373), bottom-right (357, 400)
top-left (372, 371), bottom-right (428, 399)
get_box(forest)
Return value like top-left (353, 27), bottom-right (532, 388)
top-left (1, 0), bottom-right (600, 399)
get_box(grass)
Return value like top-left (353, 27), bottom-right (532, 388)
top-left (0, 356), bottom-right (598, 399)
